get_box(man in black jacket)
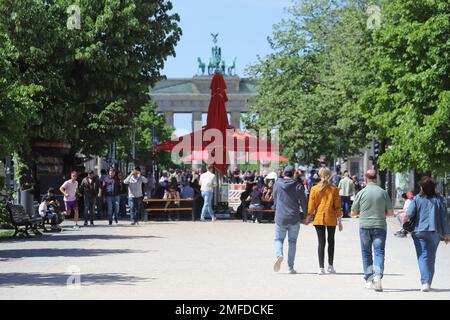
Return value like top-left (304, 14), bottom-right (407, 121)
top-left (272, 165), bottom-right (308, 274)
top-left (79, 170), bottom-right (100, 226)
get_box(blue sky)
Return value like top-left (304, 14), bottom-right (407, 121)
top-left (163, 0), bottom-right (292, 78)
top-left (162, 0), bottom-right (292, 135)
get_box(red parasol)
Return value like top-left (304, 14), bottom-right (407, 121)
top-left (154, 72), bottom-right (281, 174)
top-left (237, 151), bottom-right (289, 162)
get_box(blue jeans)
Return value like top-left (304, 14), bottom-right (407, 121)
top-left (129, 197), bottom-right (143, 223)
top-left (359, 228), bottom-right (386, 280)
top-left (341, 196), bottom-right (351, 216)
top-left (274, 223), bottom-right (300, 269)
top-left (201, 191), bottom-right (215, 220)
top-left (412, 231), bottom-right (441, 285)
top-left (249, 203), bottom-right (264, 221)
top-left (106, 195), bottom-right (120, 224)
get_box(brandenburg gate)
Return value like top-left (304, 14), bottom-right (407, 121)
top-left (149, 34), bottom-right (257, 132)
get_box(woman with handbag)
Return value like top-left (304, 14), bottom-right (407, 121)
top-left (401, 176), bottom-right (450, 292)
top-left (305, 167), bottom-right (343, 275)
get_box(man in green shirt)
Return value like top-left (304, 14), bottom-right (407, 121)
top-left (351, 169), bottom-right (394, 292)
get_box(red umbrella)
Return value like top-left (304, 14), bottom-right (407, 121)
top-left (237, 151), bottom-right (288, 162)
top-left (154, 72), bottom-right (282, 174)
top-left (181, 150), bottom-right (211, 162)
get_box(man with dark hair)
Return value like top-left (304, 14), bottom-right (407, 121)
top-left (199, 165), bottom-right (217, 222)
top-left (80, 170), bottom-right (100, 226)
top-left (102, 168), bottom-right (121, 225)
top-left (272, 165), bottom-right (308, 274)
top-left (351, 169), bottom-right (394, 292)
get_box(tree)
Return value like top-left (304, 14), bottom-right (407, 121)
top-left (359, 0), bottom-right (450, 174)
top-left (0, 0), bottom-right (182, 179)
top-left (246, 0), bottom-right (374, 165)
top-left (0, 32), bottom-right (41, 160)
top-left (115, 101), bottom-right (174, 170)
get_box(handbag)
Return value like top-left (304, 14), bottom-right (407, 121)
top-left (402, 214), bottom-right (416, 233)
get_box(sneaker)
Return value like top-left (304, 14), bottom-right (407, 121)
top-left (273, 256), bottom-right (283, 272)
top-left (130, 222), bottom-right (136, 225)
top-left (327, 265), bottom-right (336, 274)
top-left (318, 268), bottom-right (325, 275)
top-left (365, 280), bottom-right (374, 289)
top-left (288, 268), bottom-right (297, 274)
top-left (421, 283), bottom-right (430, 292)
top-left (200, 218), bottom-right (206, 222)
top-left (373, 275), bottom-right (383, 292)
top-left (73, 224), bottom-right (79, 230)
top-left (212, 217), bottom-right (217, 222)
top-left (394, 230), bottom-right (407, 238)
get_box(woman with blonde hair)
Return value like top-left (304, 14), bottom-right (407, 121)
top-left (305, 167), bottom-right (343, 274)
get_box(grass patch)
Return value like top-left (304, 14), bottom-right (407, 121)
top-left (0, 229), bottom-right (15, 239)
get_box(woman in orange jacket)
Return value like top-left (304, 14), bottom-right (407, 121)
top-left (305, 167), bottom-right (343, 274)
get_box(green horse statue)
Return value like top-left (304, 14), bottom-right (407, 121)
top-left (197, 57), bottom-right (206, 75)
top-left (228, 57), bottom-right (236, 76)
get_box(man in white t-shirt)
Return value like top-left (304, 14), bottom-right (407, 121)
top-left (199, 165), bottom-right (217, 222)
top-left (60, 171), bottom-right (80, 229)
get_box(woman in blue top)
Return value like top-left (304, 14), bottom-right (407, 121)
top-left (401, 176), bottom-right (450, 292)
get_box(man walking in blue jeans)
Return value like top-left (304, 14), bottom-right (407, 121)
top-left (272, 165), bottom-right (308, 274)
top-left (351, 169), bottom-right (394, 292)
top-left (199, 165), bottom-right (217, 222)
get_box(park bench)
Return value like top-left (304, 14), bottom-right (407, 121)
top-left (8, 204), bottom-right (43, 237)
top-left (244, 200), bottom-right (275, 223)
top-left (143, 198), bottom-right (195, 221)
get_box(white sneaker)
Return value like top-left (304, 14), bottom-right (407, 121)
top-left (200, 218), bottom-right (206, 222)
top-left (421, 283), bottom-right (430, 292)
top-left (273, 256), bottom-right (283, 272)
top-left (73, 224), bottom-right (80, 230)
top-left (327, 265), bottom-right (336, 274)
top-left (365, 280), bottom-right (374, 289)
top-left (212, 217), bottom-right (217, 222)
top-left (288, 268), bottom-right (297, 274)
top-left (373, 275), bottom-right (383, 292)
top-left (318, 268), bottom-right (325, 275)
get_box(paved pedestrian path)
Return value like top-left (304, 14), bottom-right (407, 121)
top-left (0, 217), bottom-right (449, 299)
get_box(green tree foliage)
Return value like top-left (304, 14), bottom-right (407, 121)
top-left (249, 0), bottom-right (449, 174)
top-left (0, 32), bottom-right (41, 159)
top-left (246, 0), bottom-right (373, 165)
top-left (360, 0), bottom-right (450, 174)
top-left (115, 101), bottom-right (173, 168)
top-left (0, 0), bottom-right (181, 157)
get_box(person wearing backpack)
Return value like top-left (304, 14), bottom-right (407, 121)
top-left (400, 176), bottom-right (450, 292)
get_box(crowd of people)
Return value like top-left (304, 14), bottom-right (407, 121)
top-left (271, 166), bottom-right (449, 293)
top-left (36, 163), bottom-right (449, 293)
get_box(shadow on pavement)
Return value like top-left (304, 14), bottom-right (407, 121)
top-left (294, 272), bottom-right (404, 276)
top-left (384, 288), bottom-right (450, 293)
top-left (0, 234), bottom-right (164, 243)
top-left (0, 272), bottom-right (155, 287)
top-left (0, 248), bottom-right (153, 260)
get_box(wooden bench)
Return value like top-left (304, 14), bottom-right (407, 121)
top-left (244, 200), bottom-right (275, 223)
top-left (143, 198), bottom-right (195, 221)
top-left (8, 204), bottom-right (43, 237)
